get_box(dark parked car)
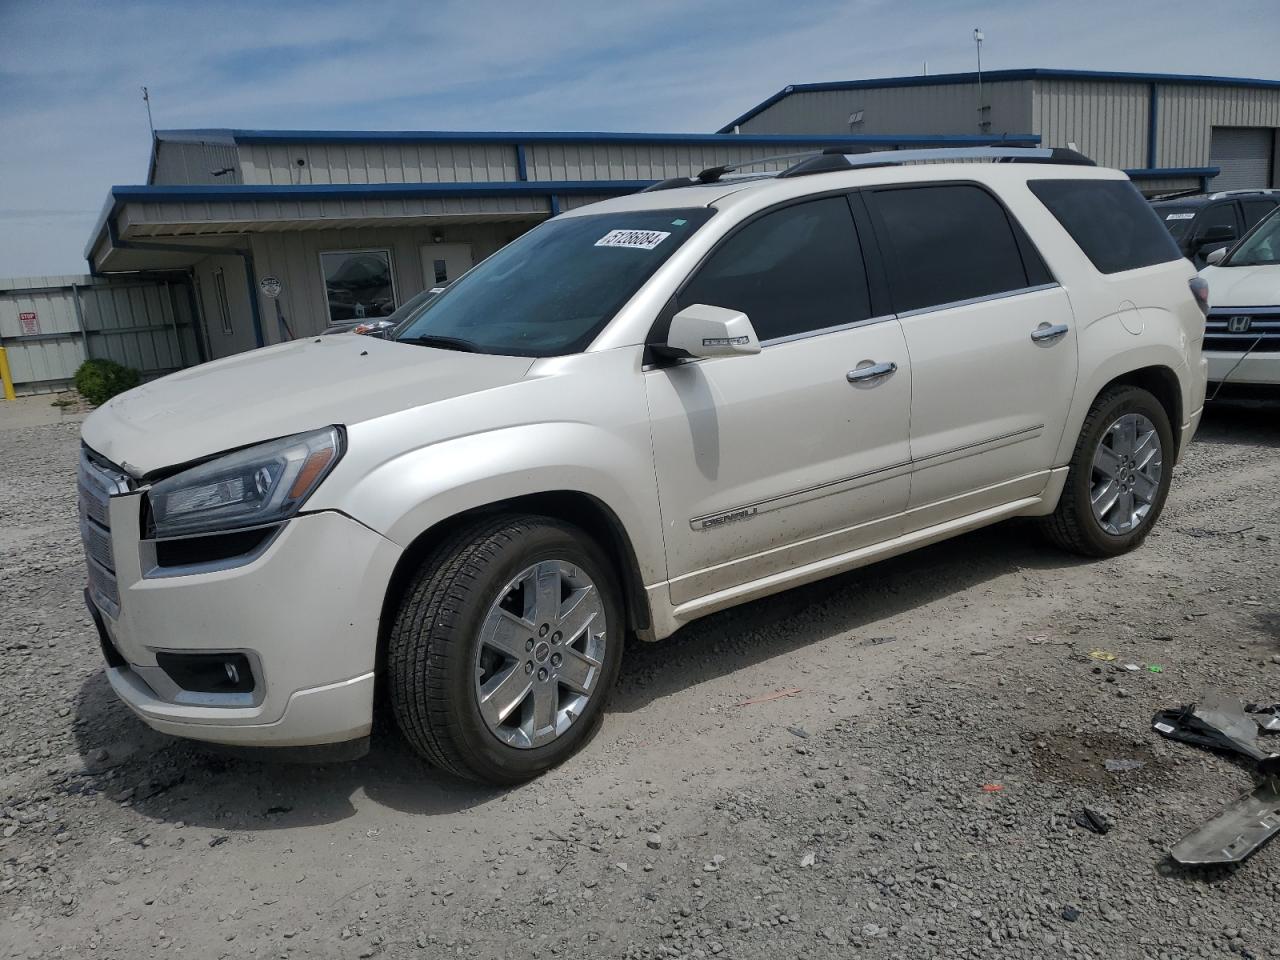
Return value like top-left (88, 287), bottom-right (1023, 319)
top-left (322, 286), bottom-right (444, 337)
top-left (1150, 189), bottom-right (1279, 268)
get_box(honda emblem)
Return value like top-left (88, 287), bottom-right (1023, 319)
top-left (1227, 316), bottom-right (1252, 334)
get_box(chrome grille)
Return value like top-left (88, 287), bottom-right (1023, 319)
top-left (78, 448), bottom-right (129, 618)
top-left (1205, 308), bottom-right (1280, 354)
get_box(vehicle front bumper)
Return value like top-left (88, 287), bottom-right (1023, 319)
top-left (1206, 350), bottom-right (1280, 387)
top-left (87, 505), bottom-right (401, 748)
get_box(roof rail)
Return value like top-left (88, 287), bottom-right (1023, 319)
top-left (778, 145), bottom-right (1095, 179)
top-left (1206, 188), bottom-right (1280, 200)
top-left (640, 151), bottom-right (822, 191)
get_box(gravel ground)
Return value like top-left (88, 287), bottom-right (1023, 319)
top-left (1, 402), bottom-right (1278, 960)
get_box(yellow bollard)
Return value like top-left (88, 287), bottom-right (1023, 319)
top-left (0, 347), bottom-right (15, 401)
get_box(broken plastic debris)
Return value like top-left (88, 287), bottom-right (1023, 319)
top-left (1074, 807), bottom-right (1112, 835)
top-left (799, 851), bottom-right (815, 868)
top-left (980, 784), bottom-right (1004, 793)
top-left (1104, 758), bottom-right (1145, 773)
top-left (1089, 650), bottom-right (1118, 662)
top-left (1169, 775), bottom-right (1280, 865)
top-left (1123, 663), bottom-right (1141, 672)
top-left (1147, 664), bottom-right (1164, 673)
top-left (1152, 696), bottom-right (1280, 771)
top-left (1246, 704), bottom-right (1280, 734)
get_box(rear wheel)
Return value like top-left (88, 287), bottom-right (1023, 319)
top-left (387, 515), bottom-right (623, 785)
top-left (1040, 386), bottom-right (1174, 557)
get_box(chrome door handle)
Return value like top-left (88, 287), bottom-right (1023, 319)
top-left (1031, 322), bottom-right (1069, 343)
top-left (846, 361), bottom-right (898, 384)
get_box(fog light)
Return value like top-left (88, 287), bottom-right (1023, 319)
top-left (155, 652), bottom-right (255, 694)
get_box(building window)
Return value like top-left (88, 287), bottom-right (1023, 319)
top-left (319, 249), bottom-right (396, 323)
top-left (212, 267), bottom-right (233, 335)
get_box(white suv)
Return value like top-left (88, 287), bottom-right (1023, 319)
top-left (1200, 205), bottom-right (1280, 392)
top-left (79, 147), bottom-right (1208, 784)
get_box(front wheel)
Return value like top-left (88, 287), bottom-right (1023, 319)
top-left (387, 515), bottom-right (623, 785)
top-left (1040, 385), bottom-right (1175, 557)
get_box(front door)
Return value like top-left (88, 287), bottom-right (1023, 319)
top-left (420, 243), bottom-right (474, 289)
top-left (863, 182), bottom-right (1079, 521)
top-left (645, 196), bottom-right (913, 607)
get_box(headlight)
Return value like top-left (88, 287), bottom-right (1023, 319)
top-left (147, 427), bottom-right (343, 539)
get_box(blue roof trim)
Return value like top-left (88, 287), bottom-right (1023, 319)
top-left (162, 127), bottom-right (1037, 148)
top-left (1123, 166), bottom-right (1220, 179)
top-left (717, 68), bottom-right (1280, 132)
top-left (108, 180), bottom-right (655, 203)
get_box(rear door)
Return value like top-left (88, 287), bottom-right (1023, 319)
top-left (1241, 198), bottom-right (1279, 233)
top-left (645, 195), bottom-right (912, 606)
top-left (863, 182), bottom-right (1078, 521)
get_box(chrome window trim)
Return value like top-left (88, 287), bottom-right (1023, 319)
top-left (759, 313), bottom-right (897, 347)
top-left (895, 282), bottom-right (1061, 320)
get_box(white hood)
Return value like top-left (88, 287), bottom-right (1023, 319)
top-left (1200, 263), bottom-right (1280, 308)
top-left (81, 335), bottom-right (534, 477)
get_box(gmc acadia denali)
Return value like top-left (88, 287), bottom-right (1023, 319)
top-left (78, 147), bottom-right (1208, 784)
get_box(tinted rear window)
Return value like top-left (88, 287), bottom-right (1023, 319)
top-left (1030, 179), bottom-right (1182, 274)
top-left (868, 184), bottom-right (1044, 314)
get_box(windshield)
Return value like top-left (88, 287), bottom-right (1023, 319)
top-left (394, 208), bottom-right (714, 356)
top-left (1224, 208), bottom-right (1280, 267)
top-left (1154, 204), bottom-right (1197, 241)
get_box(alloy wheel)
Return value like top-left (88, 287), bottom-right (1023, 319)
top-left (473, 560), bottom-right (607, 749)
top-left (1089, 412), bottom-right (1163, 536)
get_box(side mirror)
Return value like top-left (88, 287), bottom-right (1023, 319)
top-left (1205, 247), bottom-right (1228, 267)
top-left (1195, 224), bottom-right (1236, 248)
top-left (662, 304), bottom-right (761, 359)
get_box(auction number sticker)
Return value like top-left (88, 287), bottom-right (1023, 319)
top-left (596, 229), bottom-right (671, 250)
top-left (1164, 212), bottom-right (1195, 220)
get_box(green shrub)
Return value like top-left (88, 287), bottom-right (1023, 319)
top-left (73, 359), bottom-right (141, 406)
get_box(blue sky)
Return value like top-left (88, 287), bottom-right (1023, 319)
top-left (0, 0), bottom-right (1276, 277)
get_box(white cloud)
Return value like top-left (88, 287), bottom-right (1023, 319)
top-left (1, 0), bottom-right (1276, 276)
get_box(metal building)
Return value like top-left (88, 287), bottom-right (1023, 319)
top-left (71, 69), bottom-right (1280, 371)
top-left (81, 128), bottom-right (1030, 362)
top-left (720, 69), bottom-right (1280, 196)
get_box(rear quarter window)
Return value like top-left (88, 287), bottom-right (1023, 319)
top-left (1029, 179), bottom-right (1182, 274)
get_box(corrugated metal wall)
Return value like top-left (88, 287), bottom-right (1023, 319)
top-left (152, 141), bottom-right (243, 185)
top-left (1157, 84), bottom-right (1280, 171)
top-left (0, 275), bottom-right (199, 395)
top-left (1032, 80), bottom-right (1149, 168)
top-left (237, 140), bottom-right (843, 187)
top-left (238, 143), bottom-right (519, 185)
top-left (523, 141), bottom-right (830, 180)
top-left (735, 82), bottom-right (1033, 137)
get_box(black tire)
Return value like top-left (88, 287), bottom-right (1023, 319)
top-left (387, 514), bottom-right (623, 785)
top-left (1040, 385), bottom-right (1175, 558)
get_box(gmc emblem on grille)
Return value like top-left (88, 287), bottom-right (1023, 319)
top-left (1227, 316), bottom-right (1252, 333)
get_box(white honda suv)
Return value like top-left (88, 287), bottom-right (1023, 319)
top-left (1200, 205), bottom-right (1280, 393)
top-left (79, 147), bottom-right (1208, 784)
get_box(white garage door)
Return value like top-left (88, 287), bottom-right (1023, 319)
top-left (1209, 127), bottom-right (1275, 191)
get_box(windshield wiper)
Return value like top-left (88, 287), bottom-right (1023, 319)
top-left (399, 334), bottom-right (481, 353)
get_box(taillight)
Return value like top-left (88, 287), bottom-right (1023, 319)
top-left (1188, 276), bottom-right (1210, 317)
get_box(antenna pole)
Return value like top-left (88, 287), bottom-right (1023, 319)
top-left (973, 29), bottom-right (984, 132)
top-left (141, 86), bottom-right (155, 139)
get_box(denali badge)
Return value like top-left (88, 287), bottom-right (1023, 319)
top-left (1228, 316), bottom-right (1252, 333)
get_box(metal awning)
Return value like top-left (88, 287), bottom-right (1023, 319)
top-left (86, 180), bottom-right (652, 273)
